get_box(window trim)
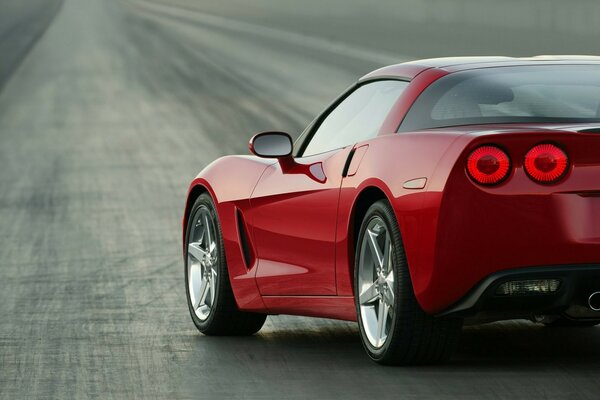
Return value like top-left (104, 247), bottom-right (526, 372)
top-left (294, 78), bottom-right (411, 158)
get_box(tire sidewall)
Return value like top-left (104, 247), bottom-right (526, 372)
top-left (184, 193), bottom-right (224, 332)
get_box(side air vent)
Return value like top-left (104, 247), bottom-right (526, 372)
top-left (236, 209), bottom-right (253, 269)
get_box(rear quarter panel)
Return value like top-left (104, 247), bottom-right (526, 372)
top-left (336, 131), bottom-right (467, 300)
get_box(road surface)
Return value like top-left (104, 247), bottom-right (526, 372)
top-left (1, 0), bottom-right (600, 398)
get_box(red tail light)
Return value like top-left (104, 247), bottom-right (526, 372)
top-left (467, 145), bottom-right (511, 185)
top-left (524, 143), bottom-right (568, 184)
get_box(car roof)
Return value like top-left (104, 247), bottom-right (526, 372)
top-left (359, 55), bottom-right (600, 82)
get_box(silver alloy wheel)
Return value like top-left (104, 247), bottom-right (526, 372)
top-left (358, 217), bottom-right (395, 348)
top-left (187, 205), bottom-right (218, 321)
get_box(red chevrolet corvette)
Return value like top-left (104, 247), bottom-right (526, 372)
top-left (183, 56), bottom-right (600, 365)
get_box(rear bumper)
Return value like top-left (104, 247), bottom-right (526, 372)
top-left (438, 264), bottom-right (600, 318)
top-left (415, 186), bottom-right (600, 313)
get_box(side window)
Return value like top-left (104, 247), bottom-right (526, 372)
top-left (301, 80), bottom-right (408, 157)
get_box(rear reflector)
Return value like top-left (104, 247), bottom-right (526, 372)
top-left (524, 143), bottom-right (568, 184)
top-left (466, 145), bottom-right (511, 185)
top-left (496, 279), bottom-right (561, 296)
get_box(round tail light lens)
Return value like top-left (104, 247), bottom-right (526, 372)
top-left (524, 144), bottom-right (568, 183)
top-left (467, 145), bottom-right (511, 185)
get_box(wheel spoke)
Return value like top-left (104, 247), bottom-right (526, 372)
top-left (198, 303), bottom-right (210, 317)
top-left (197, 225), bottom-right (206, 246)
top-left (382, 236), bottom-right (391, 274)
top-left (376, 299), bottom-right (389, 346)
top-left (198, 278), bottom-right (210, 307)
top-left (382, 287), bottom-right (394, 307)
top-left (367, 229), bottom-right (383, 269)
top-left (384, 270), bottom-right (394, 305)
top-left (359, 282), bottom-right (379, 305)
top-left (204, 215), bottom-right (213, 254)
top-left (188, 242), bottom-right (207, 263)
top-left (209, 268), bottom-right (217, 304)
top-left (189, 264), bottom-right (202, 308)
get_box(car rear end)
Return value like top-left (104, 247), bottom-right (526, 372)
top-left (431, 126), bottom-right (600, 321)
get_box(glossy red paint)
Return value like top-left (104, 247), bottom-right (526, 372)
top-left (378, 68), bottom-right (448, 134)
top-left (250, 147), bottom-right (352, 296)
top-left (426, 126), bottom-right (600, 312)
top-left (184, 57), bottom-right (600, 321)
top-left (334, 131), bottom-right (467, 297)
top-left (346, 144), bottom-right (368, 177)
top-left (184, 156), bottom-right (271, 311)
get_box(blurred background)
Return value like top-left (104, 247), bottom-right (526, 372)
top-left (1, 0), bottom-right (600, 398)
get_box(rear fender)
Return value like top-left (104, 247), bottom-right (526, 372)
top-left (336, 132), bottom-right (468, 300)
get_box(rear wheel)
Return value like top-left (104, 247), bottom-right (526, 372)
top-left (185, 193), bottom-right (266, 335)
top-left (354, 200), bottom-right (463, 365)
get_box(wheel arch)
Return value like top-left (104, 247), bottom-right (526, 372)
top-left (182, 155), bottom-right (272, 312)
top-left (343, 180), bottom-right (423, 302)
top-left (350, 187), bottom-right (389, 250)
top-left (346, 185), bottom-right (392, 296)
top-left (182, 181), bottom-right (212, 254)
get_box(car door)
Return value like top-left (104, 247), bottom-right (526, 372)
top-left (250, 80), bottom-right (409, 296)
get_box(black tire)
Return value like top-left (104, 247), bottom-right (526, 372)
top-left (354, 200), bottom-right (463, 365)
top-left (184, 193), bottom-right (266, 335)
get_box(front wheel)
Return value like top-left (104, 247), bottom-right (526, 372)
top-left (354, 200), bottom-right (463, 365)
top-left (185, 193), bottom-right (266, 335)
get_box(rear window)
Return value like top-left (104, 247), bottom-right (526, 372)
top-left (399, 65), bottom-right (600, 131)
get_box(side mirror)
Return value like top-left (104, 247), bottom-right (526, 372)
top-left (249, 131), bottom-right (293, 158)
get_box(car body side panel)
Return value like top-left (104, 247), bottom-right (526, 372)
top-left (250, 147), bottom-right (353, 296)
top-left (261, 296), bottom-right (356, 321)
top-left (184, 155), bottom-right (272, 312)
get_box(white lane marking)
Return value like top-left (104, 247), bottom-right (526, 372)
top-left (131, 0), bottom-right (411, 65)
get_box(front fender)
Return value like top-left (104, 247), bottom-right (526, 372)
top-left (183, 155), bottom-right (273, 311)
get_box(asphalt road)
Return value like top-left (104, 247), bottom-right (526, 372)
top-left (1, 0), bottom-right (600, 398)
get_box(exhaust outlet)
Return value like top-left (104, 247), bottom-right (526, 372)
top-left (588, 292), bottom-right (600, 311)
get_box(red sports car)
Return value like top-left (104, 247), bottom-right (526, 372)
top-left (183, 56), bottom-right (600, 365)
